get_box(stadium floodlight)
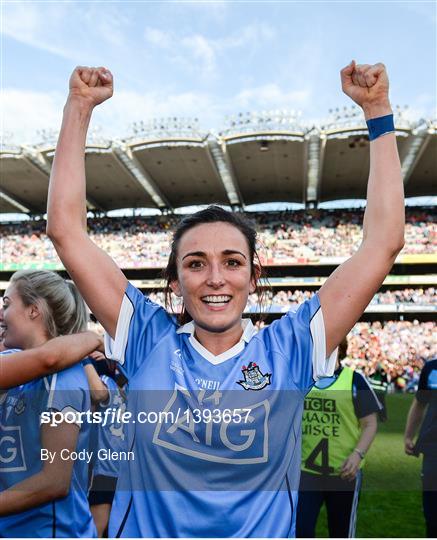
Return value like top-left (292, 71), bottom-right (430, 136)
top-left (129, 117), bottom-right (207, 142)
top-left (221, 110), bottom-right (305, 138)
top-left (259, 141), bottom-right (269, 152)
top-left (208, 138), bottom-right (242, 206)
top-left (1, 132), bottom-right (22, 154)
top-left (36, 128), bottom-right (60, 148)
top-left (112, 143), bottom-right (170, 209)
top-left (37, 126), bottom-right (110, 149)
top-left (322, 104), bottom-right (415, 134)
top-left (322, 105), bottom-right (364, 132)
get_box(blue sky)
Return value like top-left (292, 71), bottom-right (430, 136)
top-left (2, 0), bottom-right (436, 144)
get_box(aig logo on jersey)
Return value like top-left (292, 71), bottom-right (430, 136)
top-left (237, 362), bottom-right (271, 391)
top-left (0, 424), bottom-right (27, 472)
top-left (153, 386), bottom-right (270, 464)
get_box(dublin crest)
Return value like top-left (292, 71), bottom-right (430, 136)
top-left (237, 362), bottom-right (271, 391)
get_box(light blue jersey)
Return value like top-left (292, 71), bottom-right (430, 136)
top-left (105, 283), bottom-right (336, 538)
top-left (0, 355), bottom-right (96, 538)
top-left (90, 375), bottom-right (126, 478)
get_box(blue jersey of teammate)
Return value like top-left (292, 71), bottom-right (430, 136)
top-left (105, 283), bottom-right (336, 538)
top-left (0, 353), bottom-right (96, 538)
top-left (90, 374), bottom-right (126, 478)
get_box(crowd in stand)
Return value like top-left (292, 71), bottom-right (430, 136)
top-left (2, 207), bottom-right (435, 389)
top-left (344, 321), bottom-right (434, 390)
top-left (368, 287), bottom-right (436, 305)
top-left (253, 319), bottom-right (434, 390)
top-left (1, 207), bottom-right (435, 268)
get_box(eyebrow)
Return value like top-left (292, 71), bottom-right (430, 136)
top-left (182, 250), bottom-right (247, 261)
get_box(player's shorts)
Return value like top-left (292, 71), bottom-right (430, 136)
top-left (88, 474), bottom-right (118, 505)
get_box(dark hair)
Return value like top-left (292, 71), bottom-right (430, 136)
top-left (162, 205), bottom-right (268, 324)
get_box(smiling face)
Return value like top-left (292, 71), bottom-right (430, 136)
top-left (0, 284), bottom-right (41, 350)
top-left (170, 222), bottom-right (257, 337)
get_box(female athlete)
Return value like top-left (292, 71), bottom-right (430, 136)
top-left (46, 61), bottom-right (404, 537)
top-left (0, 270), bottom-right (97, 537)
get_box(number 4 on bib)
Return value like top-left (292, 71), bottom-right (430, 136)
top-left (304, 438), bottom-right (335, 475)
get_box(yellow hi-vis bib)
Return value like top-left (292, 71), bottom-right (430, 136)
top-left (301, 367), bottom-right (362, 475)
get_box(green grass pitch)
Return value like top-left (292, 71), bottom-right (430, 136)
top-left (314, 393), bottom-right (425, 537)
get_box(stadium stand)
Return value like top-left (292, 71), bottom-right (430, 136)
top-left (0, 207), bottom-right (435, 269)
top-left (1, 111), bottom-right (435, 392)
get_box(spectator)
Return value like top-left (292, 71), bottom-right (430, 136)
top-left (1, 207), bottom-right (435, 268)
top-left (404, 358), bottom-right (437, 537)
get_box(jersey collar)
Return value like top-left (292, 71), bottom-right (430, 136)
top-left (176, 319), bottom-right (256, 365)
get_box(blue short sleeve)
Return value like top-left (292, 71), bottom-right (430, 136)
top-left (352, 371), bottom-right (382, 418)
top-left (104, 282), bottom-right (176, 379)
top-left (45, 364), bottom-right (89, 419)
top-left (416, 360), bottom-right (437, 404)
top-left (99, 375), bottom-right (119, 408)
top-left (263, 293), bottom-right (337, 390)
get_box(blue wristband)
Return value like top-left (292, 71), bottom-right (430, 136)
top-left (366, 114), bottom-right (395, 141)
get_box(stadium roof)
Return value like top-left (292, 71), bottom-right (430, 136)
top-left (1, 110), bottom-right (435, 214)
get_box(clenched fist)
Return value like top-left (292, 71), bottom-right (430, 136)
top-left (341, 60), bottom-right (391, 118)
top-left (69, 66), bottom-right (113, 107)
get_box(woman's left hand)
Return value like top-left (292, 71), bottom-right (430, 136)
top-left (340, 60), bottom-right (391, 118)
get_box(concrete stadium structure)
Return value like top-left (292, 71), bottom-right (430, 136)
top-left (1, 108), bottom-right (435, 214)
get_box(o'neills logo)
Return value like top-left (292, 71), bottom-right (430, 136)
top-left (237, 362), bottom-right (271, 391)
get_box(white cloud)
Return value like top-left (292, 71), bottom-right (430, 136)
top-left (2, 89), bottom-right (65, 144)
top-left (234, 84), bottom-right (312, 111)
top-left (218, 23), bottom-right (275, 49)
top-left (2, 3), bottom-right (76, 60)
top-left (180, 34), bottom-right (217, 76)
top-left (144, 27), bottom-right (172, 49)
top-left (2, 2), bottom-right (129, 63)
top-left (407, 93), bottom-right (436, 119)
top-left (143, 22), bottom-right (275, 81)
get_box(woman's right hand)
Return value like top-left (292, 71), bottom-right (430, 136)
top-left (68, 66), bottom-right (113, 107)
top-left (80, 331), bottom-right (105, 354)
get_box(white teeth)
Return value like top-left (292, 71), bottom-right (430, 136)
top-left (202, 295), bottom-right (231, 304)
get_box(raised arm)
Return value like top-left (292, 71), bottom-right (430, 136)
top-left (0, 331), bottom-right (103, 389)
top-left (319, 61), bottom-right (405, 355)
top-left (46, 67), bottom-right (127, 338)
